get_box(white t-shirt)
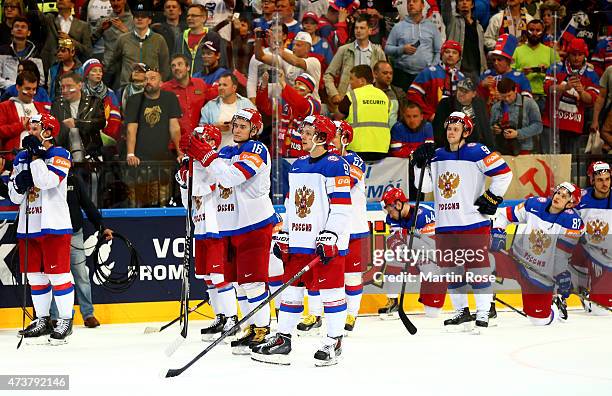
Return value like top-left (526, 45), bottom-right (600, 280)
top-left (88, 0), bottom-right (113, 54)
top-left (281, 50), bottom-right (321, 100)
top-left (193, 0), bottom-right (233, 42)
top-left (218, 100), bottom-right (238, 148)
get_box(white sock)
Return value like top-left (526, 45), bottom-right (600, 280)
top-left (345, 272), bottom-right (363, 316)
top-left (320, 288), bottom-right (347, 338)
top-left (48, 273), bottom-right (74, 320)
top-left (243, 282), bottom-right (270, 327)
top-left (449, 282), bottom-right (468, 310)
top-left (277, 286), bottom-right (304, 335)
top-left (235, 284), bottom-right (252, 325)
top-left (206, 280), bottom-right (220, 315)
top-left (268, 275), bottom-right (283, 312)
top-left (474, 293), bottom-right (493, 314)
top-left (28, 272), bottom-right (52, 317)
top-left (307, 290), bottom-right (323, 316)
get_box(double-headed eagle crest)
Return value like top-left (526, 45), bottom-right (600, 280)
top-left (295, 186), bottom-right (315, 218)
top-left (438, 171), bottom-right (460, 199)
top-left (529, 228), bottom-right (552, 255)
top-left (586, 219), bottom-right (609, 244)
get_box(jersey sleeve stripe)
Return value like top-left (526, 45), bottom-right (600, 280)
top-left (233, 162), bottom-right (256, 180)
top-left (484, 163), bottom-right (512, 177)
top-left (556, 238), bottom-right (576, 253)
top-left (49, 166), bottom-right (67, 181)
top-left (506, 206), bottom-right (518, 222)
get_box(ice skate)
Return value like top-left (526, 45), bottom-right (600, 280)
top-left (251, 332), bottom-right (292, 365)
top-left (444, 307), bottom-right (473, 332)
top-left (18, 316), bottom-right (53, 345)
top-left (378, 297), bottom-right (399, 320)
top-left (314, 336), bottom-right (342, 367)
top-left (201, 314), bottom-right (226, 341)
top-left (471, 311), bottom-right (489, 335)
top-left (231, 324), bottom-right (255, 355)
top-left (221, 315), bottom-right (239, 343)
top-left (344, 314), bottom-right (356, 334)
top-left (297, 314), bottom-right (322, 335)
top-left (49, 318), bottom-right (73, 345)
top-left (553, 296), bottom-right (568, 321)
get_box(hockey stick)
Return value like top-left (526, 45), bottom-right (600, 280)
top-left (144, 298), bottom-right (209, 334)
top-left (16, 188), bottom-right (30, 350)
top-left (397, 163), bottom-right (428, 335)
top-left (494, 297), bottom-right (527, 317)
top-left (164, 256), bottom-right (321, 378)
top-left (165, 159), bottom-right (195, 357)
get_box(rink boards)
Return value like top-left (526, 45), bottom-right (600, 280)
top-left (0, 203), bottom-right (582, 328)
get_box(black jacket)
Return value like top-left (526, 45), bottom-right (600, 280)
top-left (67, 172), bottom-right (104, 233)
top-left (51, 94), bottom-right (106, 160)
top-left (432, 95), bottom-right (495, 150)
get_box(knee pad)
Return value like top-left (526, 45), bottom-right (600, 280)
top-left (344, 272), bottom-right (362, 287)
top-left (47, 272), bottom-right (73, 286)
top-left (319, 287), bottom-right (345, 303)
top-left (27, 272), bottom-right (49, 286)
top-left (242, 282), bottom-right (268, 302)
top-left (209, 273), bottom-right (227, 287)
top-left (268, 253), bottom-right (284, 277)
top-left (234, 283), bottom-right (246, 299)
top-left (281, 286), bottom-right (304, 306)
top-left (569, 263), bottom-right (589, 290)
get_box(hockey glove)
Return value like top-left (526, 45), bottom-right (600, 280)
top-left (490, 228), bottom-right (506, 252)
top-left (187, 137), bottom-right (218, 167)
top-left (475, 189), bottom-right (503, 216)
top-left (315, 230), bottom-right (339, 265)
top-left (179, 132), bottom-right (192, 152)
top-left (554, 271), bottom-right (572, 299)
top-left (272, 231), bottom-right (289, 260)
top-left (14, 170), bottom-right (34, 194)
top-left (22, 134), bottom-right (47, 158)
top-left (386, 229), bottom-right (407, 252)
top-left (411, 142), bottom-right (435, 168)
top-left (175, 158), bottom-right (189, 189)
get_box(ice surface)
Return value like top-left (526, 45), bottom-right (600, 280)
top-left (1, 310), bottom-right (611, 396)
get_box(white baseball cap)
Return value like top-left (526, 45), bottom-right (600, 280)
top-left (294, 31), bottom-right (313, 46)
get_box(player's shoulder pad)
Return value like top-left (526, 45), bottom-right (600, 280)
top-left (513, 71), bottom-right (522, 77)
top-left (13, 150), bottom-right (29, 166)
top-left (524, 196), bottom-right (546, 212)
top-left (324, 154), bottom-right (349, 176)
top-left (429, 66), bottom-right (437, 72)
top-left (558, 209), bottom-right (584, 230)
top-left (240, 140), bottom-right (268, 155)
top-left (218, 145), bottom-right (236, 158)
top-left (463, 142), bottom-right (495, 162)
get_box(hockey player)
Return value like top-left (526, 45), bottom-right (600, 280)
top-left (176, 125), bottom-right (239, 341)
top-left (297, 120), bottom-right (368, 334)
top-left (182, 108), bottom-right (276, 353)
top-left (10, 113), bottom-right (74, 345)
top-left (251, 115), bottom-right (351, 366)
top-left (380, 187), bottom-right (442, 317)
top-left (491, 182), bottom-right (585, 325)
top-left (412, 112), bottom-right (512, 332)
top-left (573, 161), bottom-right (611, 314)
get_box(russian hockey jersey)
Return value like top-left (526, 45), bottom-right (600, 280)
top-left (494, 197), bottom-right (585, 289)
top-left (478, 68), bottom-right (532, 107)
top-left (179, 161), bottom-right (220, 239)
top-left (388, 122), bottom-right (434, 158)
top-left (575, 188), bottom-right (612, 270)
top-left (284, 152), bottom-right (352, 255)
top-left (386, 203), bottom-right (436, 266)
top-left (9, 148), bottom-right (73, 237)
top-left (344, 151), bottom-right (369, 240)
top-left (208, 140), bottom-right (276, 236)
top-left (417, 143), bottom-right (512, 232)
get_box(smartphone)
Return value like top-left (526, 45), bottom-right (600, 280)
top-left (233, 13), bottom-right (240, 20)
top-left (256, 29), bottom-right (267, 39)
top-left (269, 68), bottom-right (278, 83)
top-left (413, 40), bottom-right (421, 48)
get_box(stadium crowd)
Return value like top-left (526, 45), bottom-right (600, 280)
top-left (0, 0), bottom-right (610, 208)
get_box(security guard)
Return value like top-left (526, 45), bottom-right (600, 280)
top-left (338, 65), bottom-right (391, 161)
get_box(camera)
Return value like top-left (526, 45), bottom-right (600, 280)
top-left (256, 29), bottom-right (267, 39)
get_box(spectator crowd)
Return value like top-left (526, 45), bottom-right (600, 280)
top-left (0, 0), bottom-right (611, 207)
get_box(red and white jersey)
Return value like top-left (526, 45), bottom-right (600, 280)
top-left (9, 148), bottom-right (73, 237)
top-left (494, 197), bottom-right (585, 288)
top-left (575, 188), bottom-right (612, 270)
top-left (208, 140), bottom-right (276, 236)
top-left (180, 161), bottom-right (220, 239)
top-left (344, 151), bottom-right (369, 240)
top-left (417, 143), bottom-right (512, 232)
top-left (284, 152), bottom-right (352, 255)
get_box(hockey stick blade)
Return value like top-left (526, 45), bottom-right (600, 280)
top-left (164, 257), bottom-right (321, 378)
top-left (145, 299), bottom-right (209, 334)
top-left (165, 335), bottom-right (186, 357)
top-left (494, 297), bottom-right (527, 317)
top-left (398, 310), bottom-right (418, 335)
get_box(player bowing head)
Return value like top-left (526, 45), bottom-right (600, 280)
top-left (28, 113), bottom-right (60, 143)
top-left (299, 115), bottom-right (337, 154)
top-left (551, 182), bottom-right (582, 211)
top-left (331, 120), bottom-right (353, 155)
top-left (381, 187), bottom-right (410, 221)
top-left (587, 161), bottom-right (611, 198)
top-left (231, 108), bottom-right (263, 143)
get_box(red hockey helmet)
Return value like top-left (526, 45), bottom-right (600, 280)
top-left (333, 120), bottom-right (354, 144)
top-left (587, 161), bottom-right (611, 183)
top-left (194, 124), bottom-right (222, 149)
top-left (29, 113), bottom-right (60, 139)
top-left (554, 182), bottom-right (582, 206)
top-left (233, 108), bottom-right (263, 136)
top-left (381, 187), bottom-right (409, 208)
top-left (444, 111), bottom-right (474, 137)
top-left (300, 115), bottom-right (337, 145)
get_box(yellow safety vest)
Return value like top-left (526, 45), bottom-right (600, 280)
top-left (37, 1), bottom-right (58, 13)
top-left (346, 84), bottom-right (391, 154)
